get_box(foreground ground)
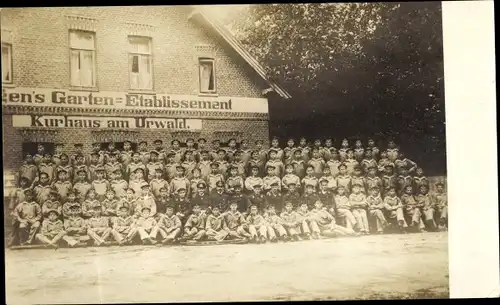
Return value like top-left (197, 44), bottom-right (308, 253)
top-left (5, 231), bottom-right (448, 303)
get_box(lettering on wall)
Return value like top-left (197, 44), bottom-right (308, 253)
top-left (2, 88), bottom-right (269, 114)
top-left (12, 115), bottom-right (202, 130)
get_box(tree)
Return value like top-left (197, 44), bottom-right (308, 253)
top-left (225, 3), bottom-right (446, 174)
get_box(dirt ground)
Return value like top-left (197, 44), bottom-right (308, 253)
top-left (4, 231), bottom-right (448, 303)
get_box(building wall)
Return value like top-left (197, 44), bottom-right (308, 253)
top-left (1, 6), bottom-right (271, 171)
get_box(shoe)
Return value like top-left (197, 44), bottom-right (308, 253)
top-left (150, 239), bottom-right (157, 245)
top-left (305, 233), bottom-right (312, 240)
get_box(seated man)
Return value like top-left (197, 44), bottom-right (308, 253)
top-left (223, 201), bottom-right (251, 240)
top-left (86, 204), bottom-right (112, 247)
top-left (263, 205), bottom-right (287, 242)
top-left (35, 209), bottom-right (66, 248)
top-left (280, 201), bottom-right (303, 241)
top-left (134, 206), bottom-right (159, 245)
top-left (182, 204), bottom-right (207, 242)
top-left (246, 204), bottom-right (270, 243)
top-left (62, 205), bottom-right (91, 247)
top-left (156, 204), bottom-right (182, 244)
top-left (110, 204), bottom-right (138, 245)
top-left (12, 189), bottom-right (42, 246)
top-left (308, 200), bottom-right (355, 238)
top-left (205, 205), bottom-right (229, 242)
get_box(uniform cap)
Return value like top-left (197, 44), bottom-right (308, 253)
top-left (212, 139), bottom-right (220, 143)
top-left (118, 205), bottom-right (130, 211)
top-left (200, 150), bottom-right (209, 154)
top-left (255, 139), bottom-right (263, 144)
top-left (171, 140), bottom-right (180, 145)
top-left (267, 165), bottom-right (276, 170)
top-left (197, 182), bottom-right (207, 189)
top-left (286, 181), bottom-right (297, 186)
top-left (76, 168), bottom-right (87, 174)
top-left (210, 162), bottom-right (220, 168)
top-left (176, 187), bottom-right (187, 192)
top-left (134, 167), bottom-right (145, 173)
top-left (95, 166), bottom-right (105, 172)
top-left (57, 168), bottom-right (68, 174)
top-left (384, 164), bottom-right (394, 168)
top-left (253, 183), bottom-right (262, 188)
top-left (158, 187), bottom-right (168, 192)
top-left (139, 141), bottom-right (147, 145)
top-left (176, 165), bottom-right (185, 171)
top-left (217, 148), bottom-right (226, 154)
top-left (198, 138), bottom-right (207, 142)
top-left (352, 182), bottom-right (363, 187)
top-left (338, 163), bottom-right (347, 169)
top-left (149, 151), bottom-right (159, 156)
top-left (166, 152), bottom-right (175, 157)
top-left (113, 168), bottom-right (122, 173)
top-left (270, 181), bottom-right (279, 186)
top-left (234, 150), bottom-right (242, 156)
top-left (47, 209), bottom-right (60, 216)
top-left (294, 148), bottom-right (302, 154)
top-left (155, 168), bottom-right (164, 172)
top-left (24, 188), bottom-right (34, 195)
top-left (140, 181), bottom-right (150, 188)
top-left (153, 139), bottom-right (163, 144)
top-left (228, 138), bottom-right (237, 142)
top-left (141, 206), bottom-right (151, 211)
top-left (186, 138), bottom-right (195, 142)
top-left (268, 149), bottom-right (278, 154)
top-left (165, 204), bottom-right (175, 210)
top-left (124, 140), bottom-right (132, 144)
top-left (215, 180), bottom-right (225, 187)
top-left (305, 183), bottom-right (315, 188)
top-left (250, 164), bottom-right (260, 170)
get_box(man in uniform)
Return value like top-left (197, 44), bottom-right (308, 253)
top-left (12, 189), bottom-right (42, 245)
top-left (86, 204), bottom-right (112, 246)
top-left (36, 209), bottom-right (66, 248)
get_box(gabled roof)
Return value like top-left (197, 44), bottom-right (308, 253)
top-left (188, 7), bottom-right (292, 100)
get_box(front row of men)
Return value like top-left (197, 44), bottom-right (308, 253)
top-left (11, 179), bottom-right (448, 248)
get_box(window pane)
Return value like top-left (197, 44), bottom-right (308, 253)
top-left (128, 36), bottom-right (150, 54)
top-left (2, 44), bottom-right (11, 82)
top-left (70, 31), bottom-right (95, 50)
top-left (199, 60), bottom-right (215, 92)
top-left (80, 51), bottom-right (94, 87)
top-left (70, 50), bottom-right (81, 86)
top-left (131, 55), bottom-right (139, 73)
top-left (139, 55), bottom-right (152, 89)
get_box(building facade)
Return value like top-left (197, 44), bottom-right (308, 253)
top-left (1, 6), bottom-right (290, 171)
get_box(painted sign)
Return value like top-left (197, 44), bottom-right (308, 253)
top-left (12, 115), bottom-right (202, 130)
top-left (2, 88), bottom-right (269, 113)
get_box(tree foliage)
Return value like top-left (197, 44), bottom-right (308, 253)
top-left (224, 3), bottom-right (446, 174)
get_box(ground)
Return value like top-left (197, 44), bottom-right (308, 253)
top-left (4, 231), bottom-right (448, 303)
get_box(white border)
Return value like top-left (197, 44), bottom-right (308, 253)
top-left (443, 0), bottom-right (499, 298)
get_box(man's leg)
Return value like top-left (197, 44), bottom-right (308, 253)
top-left (111, 228), bottom-right (124, 243)
top-left (50, 230), bottom-right (67, 245)
top-left (26, 221), bottom-right (40, 244)
top-left (35, 233), bottom-right (52, 245)
top-left (237, 226), bottom-right (251, 238)
top-left (214, 229), bottom-right (229, 241)
top-left (395, 208), bottom-right (408, 228)
top-left (62, 234), bottom-right (79, 247)
top-left (301, 220), bottom-right (312, 236)
top-left (275, 224), bottom-right (287, 238)
top-left (424, 208), bottom-right (436, 230)
top-left (333, 223), bottom-right (356, 236)
top-left (87, 228), bottom-right (105, 245)
top-left (101, 228), bottom-right (112, 241)
top-left (193, 229), bottom-right (206, 241)
top-left (258, 225), bottom-right (268, 240)
top-left (266, 225), bottom-right (277, 240)
top-left (359, 209), bottom-right (370, 233)
top-left (248, 225), bottom-right (258, 239)
top-left (167, 228), bottom-right (182, 240)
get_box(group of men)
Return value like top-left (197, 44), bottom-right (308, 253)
top-left (8, 136), bottom-right (448, 248)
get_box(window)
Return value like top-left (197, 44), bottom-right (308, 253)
top-left (128, 36), bottom-right (152, 90)
top-left (198, 58), bottom-right (216, 94)
top-left (2, 43), bottom-right (13, 83)
top-left (69, 30), bottom-right (96, 87)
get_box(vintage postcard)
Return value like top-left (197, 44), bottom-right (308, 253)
top-left (2, 2), bottom-right (498, 303)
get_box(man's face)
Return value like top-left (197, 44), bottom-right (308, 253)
top-left (59, 172), bottom-right (67, 181)
top-left (141, 209), bottom-right (150, 218)
top-left (155, 171), bottom-right (162, 179)
top-left (271, 139), bottom-right (279, 147)
top-left (216, 185), bottom-right (224, 192)
top-left (368, 140), bottom-right (375, 147)
top-left (124, 143), bottom-right (131, 150)
top-left (160, 189), bottom-right (168, 197)
top-left (325, 139), bottom-right (333, 147)
top-left (44, 154), bottom-right (52, 163)
top-left (228, 140), bottom-right (236, 148)
top-left (193, 170), bottom-right (201, 178)
top-left (355, 140), bottom-right (362, 147)
top-left (368, 168), bottom-right (376, 176)
top-left (306, 186), bottom-right (314, 194)
top-left (388, 189), bottom-right (396, 197)
top-left (388, 141), bottom-right (396, 148)
top-left (166, 207), bottom-right (174, 216)
top-left (126, 190), bottom-right (135, 198)
top-left (416, 168), bottom-right (423, 176)
top-left (300, 204), bottom-right (308, 212)
top-left (437, 185), bottom-right (444, 192)
top-left (299, 139), bottom-right (307, 146)
top-left (172, 142), bottom-right (180, 150)
top-left (212, 207), bottom-right (220, 216)
top-left (420, 187), bottom-right (428, 195)
top-left (218, 151), bottom-right (225, 159)
top-left (339, 167), bottom-right (347, 175)
top-left (271, 185), bottom-right (279, 192)
top-left (213, 141), bottom-right (220, 149)
top-left (176, 169), bottom-right (184, 177)
top-left (234, 187), bottom-right (242, 194)
top-left (285, 166), bottom-right (293, 174)
top-left (314, 201), bottom-right (322, 210)
top-left (75, 156), bottom-right (83, 164)
top-left (198, 140), bottom-right (206, 148)
top-left (370, 189), bottom-right (378, 197)
top-left (25, 193), bottom-right (33, 201)
top-left (338, 188), bottom-right (345, 195)
top-left (187, 140), bottom-right (194, 148)
top-left (320, 182), bottom-right (328, 190)
top-left (109, 143), bottom-right (115, 150)
top-left (178, 190), bottom-right (187, 198)
top-left (230, 203), bottom-right (237, 212)
top-left (289, 184), bottom-right (296, 192)
top-left (385, 167), bottom-right (393, 175)
top-left (37, 145), bottom-right (45, 154)
top-left (353, 186), bottom-right (361, 194)
top-left (139, 143), bottom-right (147, 150)
top-left (61, 155), bottom-right (69, 164)
top-left (381, 152), bottom-right (387, 159)
top-left (150, 154), bottom-right (158, 162)
top-left (401, 169), bottom-right (408, 176)
top-left (251, 168), bottom-right (259, 176)
top-left (78, 171), bottom-right (86, 180)
top-left (323, 168), bottom-right (331, 176)
top-left (270, 152), bottom-right (277, 160)
top-left (241, 141), bottom-right (248, 149)
top-left (211, 166), bottom-right (218, 173)
top-left (254, 187), bottom-right (262, 194)
top-left (314, 140), bottom-right (321, 147)
top-left (96, 172), bottom-right (104, 179)
top-left (366, 151), bottom-right (372, 158)
top-left (287, 140), bottom-right (294, 147)
top-left (250, 206), bottom-right (258, 215)
top-left (25, 155), bottom-right (33, 164)
top-left (294, 151), bottom-right (301, 159)
top-left (88, 191), bottom-right (96, 200)
top-left (306, 167), bottom-right (314, 176)
top-left (167, 155), bottom-right (174, 163)
top-left (201, 152), bottom-right (209, 160)
top-left (267, 168), bottom-right (275, 176)
top-left (256, 142), bottom-right (263, 150)
top-left (185, 152), bottom-right (193, 161)
top-left (40, 175), bottom-right (49, 185)
top-left (354, 169), bottom-right (362, 176)
top-left (312, 151), bottom-right (319, 158)
top-left (341, 140), bottom-right (349, 147)
top-left (141, 187), bottom-right (149, 196)
top-left (347, 151), bottom-right (354, 158)
top-left (106, 192), bottom-right (115, 200)
top-left (268, 206), bottom-right (276, 215)
top-left (68, 194), bottom-right (76, 202)
top-left (136, 171), bottom-right (144, 179)
top-left (48, 212), bottom-right (58, 221)
top-left (331, 152), bottom-right (339, 160)
top-left (154, 142), bottom-right (162, 150)
top-left (20, 179), bottom-right (28, 188)
top-left (404, 187), bottom-right (413, 194)
top-left (49, 194), bottom-right (56, 202)
top-left (110, 155), bottom-right (118, 162)
top-left (197, 187), bottom-right (205, 196)
top-left (118, 208), bottom-right (128, 217)
top-left (91, 155), bottom-right (98, 163)
top-left (285, 203), bottom-right (293, 212)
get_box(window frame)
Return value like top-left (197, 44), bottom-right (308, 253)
top-left (128, 35), bottom-right (153, 91)
top-left (1, 42), bottom-right (13, 84)
top-left (198, 57), bottom-right (217, 95)
top-left (68, 30), bottom-right (97, 89)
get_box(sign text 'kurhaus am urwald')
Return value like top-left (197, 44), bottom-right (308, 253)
top-left (2, 88), bottom-right (269, 113)
top-left (12, 115), bottom-right (202, 130)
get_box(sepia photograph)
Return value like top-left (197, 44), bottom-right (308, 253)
top-left (1, 2), bottom-right (497, 303)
